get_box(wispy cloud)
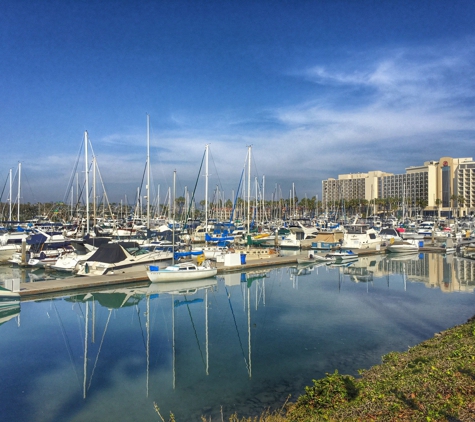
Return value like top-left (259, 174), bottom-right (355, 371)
top-left (10, 38), bottom-right (475, 203)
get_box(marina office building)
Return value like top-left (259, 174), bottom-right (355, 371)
top-left (322, 157), bottom-right (475, 218)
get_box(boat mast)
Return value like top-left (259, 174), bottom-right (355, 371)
top-left (8, 168), bottom-right (12, 221)
top-left (205, 144), bottom-right (209, 232)
top-left (157, 185), bottom-right (160, 218)
top-left (70, 186), bottom-right (73, 221)
top-left (247, 146), bottom-right (251, 235)
top-left (17, 162), bottom-right (21, 222)
top-left (262, 175), bottom-right (265, 223)
top-left (146, 114), bottom-right (150, 230)
top-left (292, 182), bottom-right (295, 219)
top-left (172, 170), bottom-right (176, 265)
top-left (85, 131), bottom-right (90, 235)
top-left (93, 156), bottom-right (96, 229)
top-left (168, 187), bottom-right (171, 222)
top-left (255, 177), bottom-right (258, 226)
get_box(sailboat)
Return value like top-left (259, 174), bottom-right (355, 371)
top-left (147, 252), bottom-right (217, 282)
top-left (147, 167), bottom-right (217, 283)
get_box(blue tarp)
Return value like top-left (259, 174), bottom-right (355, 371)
top-left (173, 250), bottom-right (204, 260)
top-left (205, 233), bottom-right (234, 243)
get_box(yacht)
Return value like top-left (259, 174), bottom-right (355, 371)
top-left (76, 242), bottom-right (173, 276)
top-left (341, 224), bottom-right (383, 250)
top-left (386, 238), bottom-right (420, 253)
top-left (0, 229), bottom-right (30, 263)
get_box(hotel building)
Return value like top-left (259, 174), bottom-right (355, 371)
top-left (322, 157), bottom-right (475, 217)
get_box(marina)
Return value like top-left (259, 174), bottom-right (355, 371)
top-left (0, 251), bottom-right (474, 421)
top-left (5, 246), bottom-right (449, 300)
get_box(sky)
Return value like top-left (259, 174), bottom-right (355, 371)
top-left (1, 0), bottom-right (475, 206)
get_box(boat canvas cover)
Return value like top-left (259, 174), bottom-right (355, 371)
top-left (27, 233), bottom-right (48, 245)
top-left (86, 243), bottom-right (128, 264)
top-left (205, 233), bottom-right (234, 242)
top-left (174, 250), bottom-right (204, 260)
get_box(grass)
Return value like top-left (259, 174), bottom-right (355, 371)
top-left (155, 315), bottom-right (475, 421)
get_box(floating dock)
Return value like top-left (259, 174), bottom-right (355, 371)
top-left (15, 246), bottom-right (450, 300)
top-left (17, 253), bottom-right (305, 300)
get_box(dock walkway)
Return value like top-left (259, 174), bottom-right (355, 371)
top-left (18, 253), bottom-right (306, 300)
top-left (16, 246), bottom-right (447, 300)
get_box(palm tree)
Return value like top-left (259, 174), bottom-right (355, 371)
top-left (416, 198), bottom-right (428, 219)
top-left (450, 194), bottom-right (458, 218)
top-left (435, 198), bottom-right (441, 223)
top-left (457, 195), bottom-right (465, 218)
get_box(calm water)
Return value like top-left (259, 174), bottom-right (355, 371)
top-left (1, 253), bottom-right (474, 421)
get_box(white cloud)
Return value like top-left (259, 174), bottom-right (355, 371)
top-left (8, 39), bottom-right (475, 204)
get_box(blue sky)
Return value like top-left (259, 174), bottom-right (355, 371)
top-left (2, 1), bottom-right (475, 206)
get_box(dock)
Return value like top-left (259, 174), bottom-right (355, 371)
top-left (17, 253), bottom-right (306, 300)
top-left (15, 245), bottom-right (449, 301)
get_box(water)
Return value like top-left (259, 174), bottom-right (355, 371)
top-left (1, 253), bottom-right (474, 421)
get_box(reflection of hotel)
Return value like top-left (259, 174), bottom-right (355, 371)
top-left (381, 254), bottom-right (475, 293)
top-left (322, 157), bottom-right (475, 217)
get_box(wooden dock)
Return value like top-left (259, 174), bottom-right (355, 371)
top-left (15, 246), bottom-right (448, 301)
top-left (17, 253), bottom-right (306, 300)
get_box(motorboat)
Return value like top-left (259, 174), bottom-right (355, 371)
top-left (0, 228), bottom-right (30, 263)
top-left (76, 242), bottom-right (173, 276)
top-left (386, 238), bottom-right (420, 253)
top-left (379, 227), bottom-right (403, 243)
top-left (50, 249), bottom-right (97, 272)
top-left (8, 229), bottom-right (72, 267)
top-left (297, 250), bottom-right (332, 264)
top-left (341, 224), bottom-right (382, 250)
top-left (324, 250), bottom-right (359, 262)
top-left (417, 221), bottom-right (435, 236)
top-left (147, 260), bottom-right (217, 283)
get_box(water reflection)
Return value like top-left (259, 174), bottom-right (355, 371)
top-left (0, 264), bottom-right (75, 284)
top-left (304, 253), bottom-right (475, 293)
top-left (0, 305), bottom-right (20, 327)
top-left (1, 253), bottom-right (475, 421)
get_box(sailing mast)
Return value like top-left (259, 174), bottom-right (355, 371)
top-left (85, 131), bottom-right (90, 235)
top-left (93, 157), bottom-right (96, 229)
top-left (205, 144), bottom-right (209, 233)
top-left (8, 168), bottom-right (12, 221)
top-left (17, 162), bottom-right (21, 222)
top-left (172, 170), bottom-right (176, 264)
top-left (247, 146), bottom-right (251, 235)
top-left (146, 114), bottom-right (150, 230)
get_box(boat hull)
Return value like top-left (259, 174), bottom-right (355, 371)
top-left (147, 267), bottom-right (217, 283)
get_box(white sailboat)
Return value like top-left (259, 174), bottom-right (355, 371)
top-left (147, 259), bottom-right (217, 282)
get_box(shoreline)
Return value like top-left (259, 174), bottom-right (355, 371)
top-left (230, 314), bottom-right (475, 422)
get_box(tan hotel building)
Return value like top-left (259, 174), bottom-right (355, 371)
top-left (322, 157), bottom-right (475, 217)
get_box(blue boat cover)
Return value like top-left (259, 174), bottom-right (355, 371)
top-left (173, 250), bottom-right (204, 260)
